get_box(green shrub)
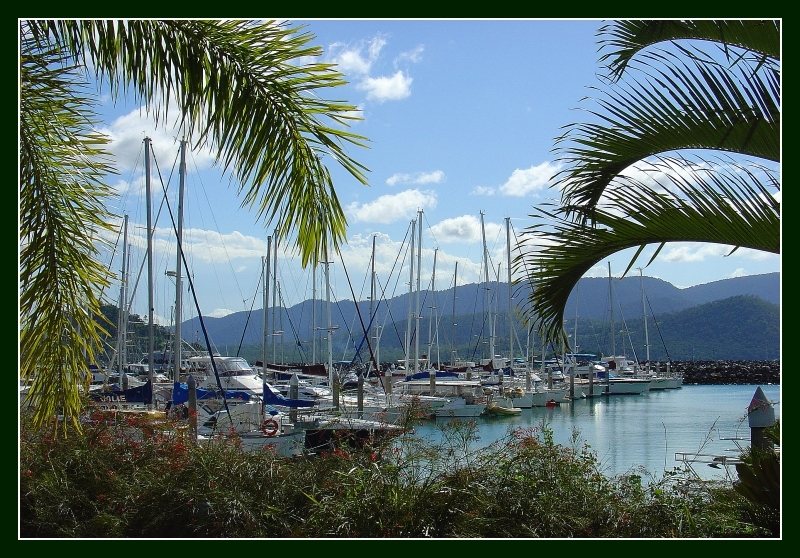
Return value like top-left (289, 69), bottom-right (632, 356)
top-left (19, 409), bottom-right (776, 538)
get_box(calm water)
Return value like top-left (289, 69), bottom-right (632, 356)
top-left (409, 384), bottom-right (781, 481)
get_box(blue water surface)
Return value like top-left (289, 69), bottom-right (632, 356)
top-left (409, 384), bottom-right (781, 481)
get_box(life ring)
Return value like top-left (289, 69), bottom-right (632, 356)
top-left (261, 418), bottom-right (279, 437)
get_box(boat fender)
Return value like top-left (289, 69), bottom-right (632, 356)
top-left (261, 418), bottom-right (279, 437)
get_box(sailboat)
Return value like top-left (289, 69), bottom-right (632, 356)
top-left (596, 263), bottom-right (651, 395)
top-left (491, 217), bottom-right (570, 408)
top-left (636, 268), bottom-right (683, 389)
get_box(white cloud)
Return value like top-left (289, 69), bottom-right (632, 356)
top-left (122, 223), bottom-right (266, 264)
top-left (110, 176), bottom-right (146, 197)
top-left (729, 268), bottom-right (747, 278)
top-left (98, 105), bottom-right (216, 175)
top-left (358, 71), bottom-right (413, 102)
top-left (471, 186), bottom-right (495, 196)
top-left (583, 264), bottom-right (621, 279)
top-left (499, 161), bottom-right (560, 197)
top-left (180, 228), bottom-right (265, 263)
top-left (367, 36), bottom-right (387, 61)
top-left (347, 189), bottom-right (437, 224)
top-left (430, 215), bottom-right (482, 243)
top-left (208, 308), bottom-right (236, 318)
top-left (661, 243), bottom-right (776, 264)
top-left (429, 215), bottom-right (503, 245)
top-left (328, 36), bottom-right (386, 76)
top-left (395, 45), bottom-right (424, 65)
top-left (386, 170), bottom-right (445, 186)
top-left (662, 244), bottom-right (731, 263)
top-left (327, 36), bottom-right (416, 104)
top-left (334, 48), bottom-right (373, 75)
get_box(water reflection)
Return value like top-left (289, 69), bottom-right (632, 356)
top-left (410, 384), bottom-right (780, 481)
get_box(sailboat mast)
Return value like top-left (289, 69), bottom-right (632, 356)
top-left (574, 284), bottom-right (579, 353)
top-left (324, 253), bottom-right (334, 391)
top-left (370, 235), bottom-right (376, 373)
top-left (496, 263), bottom-right (501, 358)
top-left (579, 280), bottom-right (592, 396)
top-left (609, 261), bottom-right (615, 356)
top-left (640, 268), bottom-right (650, 372)
top-left (263, 236), bottom-right (271, 370)
top-left (608, 261), bottom-right (614, 396)
top-left (278, 281), bottom-right (283, 364)
top-left (123, 249), bottom-right (130, 372)
top-left (144, 137), bottom-right (155, 393)
top-left (429, 248), bottom-right (438, 369)
top-left (415, 210), bottom-right (423, 373)
top-left (312, 263), bottom-right (317, 364)
top-left (506, 217), bottom-right (512, 362)
top-left (405, 219), bottom-right (415, 374)
top-left (451, 261), bottom-right (458, 364)
top-left (117, 215), bottom-right (128, 376)
top-left (480, 212), bottom-right (494, 363)
top-left (174, 139), bottom-right (186, 383)
top-left (272, 233), bottom-right (278, 363)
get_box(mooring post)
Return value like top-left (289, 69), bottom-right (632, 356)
top-left (748, 386), bottom-right (776, 452)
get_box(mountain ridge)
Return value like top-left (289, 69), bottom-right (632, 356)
top-left (174, 272), bottom-right (779, 362)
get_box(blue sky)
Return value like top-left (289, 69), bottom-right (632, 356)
top-left (92, 19), bottom-right (780, 324)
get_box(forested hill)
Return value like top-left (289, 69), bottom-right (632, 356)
top-left (171, 274), bottom-right (778, 362)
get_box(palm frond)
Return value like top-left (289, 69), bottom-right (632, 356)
top-left (518, 156), bottom-right (779, 345)
top-left (29, 19), bottom-right (369, 267)
top-left (599, 20), bottom-right (780, 80)
top-left (555, 45), bottom-right (779, 219)
top-left (20, 36), bottom-right (116, 432)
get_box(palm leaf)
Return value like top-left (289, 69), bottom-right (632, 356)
top-left (555, 44), bottom-right (779, 219)
top-left (599, 20), bottom-right (780, 80)
top-left (518, 156), bottom-right (779, 344)
top-left (20, 19), bottom-right (369, 429)
top-left (28, 19), bottom-right (369, 267)
top-left (20, 34), bottom-right (116, 432)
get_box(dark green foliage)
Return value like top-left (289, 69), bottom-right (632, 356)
top-left (734, 421), bottom-right (780, 536)
top-left (20, 411), bottom-right (776, 538)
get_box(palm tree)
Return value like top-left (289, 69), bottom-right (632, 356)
top-left (19, 20), bottom-right (369, 431)
top-left (518, 20), bottom-right (780, 344)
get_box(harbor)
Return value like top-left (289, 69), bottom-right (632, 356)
top-left (410, 383), bottom-right (780, 481)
